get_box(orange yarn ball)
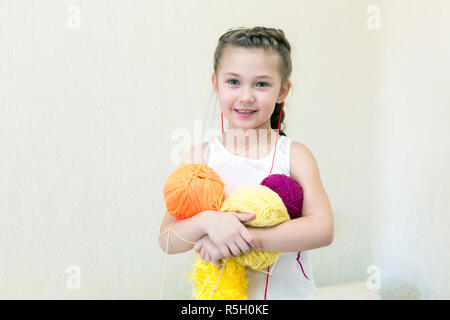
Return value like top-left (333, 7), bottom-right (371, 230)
top-left (163, 163), bottom-right (226, 219)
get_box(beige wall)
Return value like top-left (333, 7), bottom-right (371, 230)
top-left (0, 0), bottom-right (448, 299)
top-left (370, 0), bottom-right (450, 299)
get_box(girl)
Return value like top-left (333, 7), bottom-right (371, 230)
top-left (159, 26), bottom-right (333, 300)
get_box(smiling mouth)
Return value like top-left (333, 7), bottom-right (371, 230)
top-left (234, 109), bottom-right (258, 114)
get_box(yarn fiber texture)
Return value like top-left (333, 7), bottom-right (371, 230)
top-left (163, 163), bottom-right (225, 219)
top-left (220, 184), bottom-right (290, 270)
top-left (188, 256), bottom-right (248, 300)
top-left (260, 174), bottom-right (304, 219)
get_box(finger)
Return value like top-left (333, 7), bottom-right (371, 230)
top-left (219, 245), bottom-right (232, 259)
top-left (206, 254), bottom-right (213, 266)
top-left (227, 242), bottom-right (241, 256)
top-left (204, 242), bottom-right (217, 265)
top-left (240, 229), bottom-right (260, 251)
top-left (211, 246), bottom-right (224, 267)
top-left (211, 254), bottom-right (220, 266)
top-left (234, 212), bottom-right (256, 222)
top-left (194, 239), bottom-right (202, 253)
top-left (234, 238), bottom-right (251, 254)
top-left (199, 246), bottom-right (204, 261)
top-left (200, 246), bottom-right (208, 264)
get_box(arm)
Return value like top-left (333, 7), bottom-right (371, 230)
top-left (249, 142), bottom-right (334, 252)
top-left (158, 143), bottom-right (209, 254)
top-left (158, 209), bottom-right (209, 254)
top-left (159, 208), bottom-right (259, 255)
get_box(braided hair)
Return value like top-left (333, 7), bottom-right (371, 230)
top-left (213, 26), bottom-right (292, 136)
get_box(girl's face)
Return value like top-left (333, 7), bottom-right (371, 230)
top-left (212, 47), bottom-right (290, 132)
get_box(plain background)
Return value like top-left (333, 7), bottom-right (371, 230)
top-left (0, 0), bottom-right (448, 299)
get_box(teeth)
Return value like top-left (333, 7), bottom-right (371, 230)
top-left (236, 109), bottom-right (256, 113)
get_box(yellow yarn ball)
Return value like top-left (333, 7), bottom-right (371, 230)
top-left (188, 255), bottom-right (247, 300)
top-left (220, 184), bottom-right (290, 270)
top-left (235, 250), bottom-right (283, 271)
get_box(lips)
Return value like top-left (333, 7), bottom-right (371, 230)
top-left (234, 108), bottom-right (257, 118)
top-left (234, 108), bottom-right (258, 113)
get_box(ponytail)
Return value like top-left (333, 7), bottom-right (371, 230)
top-left (270, 102), bottom-right (286, 136)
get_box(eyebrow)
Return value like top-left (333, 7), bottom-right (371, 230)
top-left (224, 72), bottom-right (274, 79)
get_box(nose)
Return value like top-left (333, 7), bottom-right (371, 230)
top-left (239, 89), bottom-right (255, 105)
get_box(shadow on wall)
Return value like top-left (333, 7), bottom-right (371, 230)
top-left (382, 281), bottom-right (422, 300)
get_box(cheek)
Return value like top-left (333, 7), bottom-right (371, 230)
top-left (258, 94), bottom-right (277, 108)
top-left (219, 92), bottom-right (236, 108)
top-left (263, 91), bottom-right (279, 101)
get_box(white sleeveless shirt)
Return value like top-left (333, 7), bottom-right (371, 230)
top-left (205, 134), bottom-right (319, 300)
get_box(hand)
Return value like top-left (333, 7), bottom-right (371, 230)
top-left (200, 211), bottom-right (260, 260)
top-left (194, 235), bottom-right (225, 266)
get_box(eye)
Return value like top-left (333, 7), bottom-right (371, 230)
top-left (227, 79), bottom-right (239, 85)
top-left (256, 82), bottom-right (268, 87)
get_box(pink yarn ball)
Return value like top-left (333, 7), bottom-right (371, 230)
top-left (260, 174), bottom-right (303, 219)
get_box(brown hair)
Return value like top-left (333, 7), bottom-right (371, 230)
top-left (213, 26), bottom-right (292, 136)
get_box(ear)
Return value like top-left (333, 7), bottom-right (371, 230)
top-left (211, 73), bottom-right (218, 95)
top-left (276, 80), bottom-right (291, 104)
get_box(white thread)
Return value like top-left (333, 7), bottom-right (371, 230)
top-left (209, 258), bottom-right (227, 300)
top-left (159, 220), bottom-right (174, 299)
top-left (201, 78), bottom-right (217, 142)
top-left (210, 95), bottom-right (218, 131)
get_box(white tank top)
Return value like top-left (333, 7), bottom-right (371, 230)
top-left (205, 134), bottom-right (319, 300)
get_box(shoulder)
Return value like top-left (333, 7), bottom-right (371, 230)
top-left (289, 140), bottom-right (332, 218)
top-left (181, 141), bottom-right (210, 165)
top-left (289, 140), bottom-right (321, 188)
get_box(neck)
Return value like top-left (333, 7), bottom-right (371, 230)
top-left (221, 122), bottom-right (276, 155)
top-left (227, 120), bottom-right (272, 138)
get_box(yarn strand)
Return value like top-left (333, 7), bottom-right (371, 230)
top-left (169, 228), bottom-right (196, 245)
top-left (209, 258), bottom-right (227, 300)
top-left (159, 220), bottom-right (174, 300)
top-left (201, 78), bottom-right (217, 142)
top-left (214, 129), bottom-right (270, 173)
top-left (264, 266), bottom-right (270, 300)
top-left (264, 101), bottom-right (284, 300)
